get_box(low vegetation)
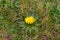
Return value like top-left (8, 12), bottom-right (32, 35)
top-left (0, 0), bottom-right (60, 40)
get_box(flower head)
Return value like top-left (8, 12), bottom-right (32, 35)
top-left (25, 16), bottom-right (35, 24)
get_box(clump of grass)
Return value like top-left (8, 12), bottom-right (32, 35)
top-left (0, 0), bottom-right (60, 40)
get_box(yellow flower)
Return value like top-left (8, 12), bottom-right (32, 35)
top-left (25, 16), bottom-right (35, 24)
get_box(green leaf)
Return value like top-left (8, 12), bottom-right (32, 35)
top-left (0, 15), bottom-right (4, 20)
top-left (57, 5), bottom-right (60, 11)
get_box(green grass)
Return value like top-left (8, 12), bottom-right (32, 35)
top-left (0, 0), bottom-right (60, 40)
